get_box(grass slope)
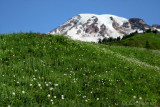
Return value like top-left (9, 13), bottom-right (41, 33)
top-left (0, 33), bottom-right (160, 106)
top-left (105, 33), bottom-right (160, 50)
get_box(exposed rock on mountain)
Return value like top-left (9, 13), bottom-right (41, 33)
top-left (129, 18), bottom-right (150, 31)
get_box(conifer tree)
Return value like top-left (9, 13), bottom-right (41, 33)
top-left (145, 40), bottom-right (150, 49)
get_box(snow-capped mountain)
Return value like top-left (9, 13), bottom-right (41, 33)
top-left (152, 24), bottom-right (160, 32)
top-left (48, 14), bottom-right (160, 42)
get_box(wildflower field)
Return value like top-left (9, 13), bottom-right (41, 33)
top-left (0, 33), bottom-right (160, 106)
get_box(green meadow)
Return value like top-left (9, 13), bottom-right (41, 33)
top-left (104, 32), bottom-right (160, 50)
top-left (0, 33), bottom-right (160, 106)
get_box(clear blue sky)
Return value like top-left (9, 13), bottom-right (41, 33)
top-left (0, 0), bottom-right (160, 34)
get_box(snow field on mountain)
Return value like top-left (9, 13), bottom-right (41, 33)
top-left (49, 14), bottom-right (132, 42)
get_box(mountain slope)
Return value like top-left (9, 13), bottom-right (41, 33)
top-left (103, 32), bottom-right (160, 50)
top-left (0, 33), bottom-right (160, 106)
top-left (49, 14), bottom-right (160, 42)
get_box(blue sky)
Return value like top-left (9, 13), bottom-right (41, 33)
top-left (0, 0), bottom-right (160, 34)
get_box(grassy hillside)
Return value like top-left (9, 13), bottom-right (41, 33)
top-left (104, 33), bottom-right (160, 50)
top-left (0, 33), bottom-right (160, 106)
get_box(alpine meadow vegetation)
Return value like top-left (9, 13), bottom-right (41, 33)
top-left (0, 32), bottom-right (160, 106)
top-left (100, 31), bottom-right (160, 50)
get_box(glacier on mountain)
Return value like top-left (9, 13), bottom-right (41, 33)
top-left (48, 14), bottom-right (159, 42)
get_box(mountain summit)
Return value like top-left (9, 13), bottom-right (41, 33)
top-left (49, 14), bottom-right (160, 42)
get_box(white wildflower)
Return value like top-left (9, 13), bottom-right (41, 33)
top-left (38, 83), bottom-right (41, 87)
top-left (54, 84), bottom-right (58, 87)
top-left (48, 94), bottom-right (50, 97)
top-left (61, 95), bottom-right (64, 99)
top-left (50, 87), bottom-right (53, 90)
top-left (12, 92), bottom-right (15, 96)
top-left (22, 91), bottom-right (25, 94)
top-left (83, 96), bottom-right (86, 98)
top-left (54, 96), bottom-right (56, 98)
top-left (133, 96), bottom-right (136, 99)
top-left (139, 97), bottom-right (142, 100)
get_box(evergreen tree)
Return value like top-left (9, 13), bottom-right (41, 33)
top-left (134, 30), bottom-right (138, 34)
top-left (146, 29), bottom-right (152, 33)
top-left (145, 40), bottom-right (150, 49)
top-left (102, 37), bottom-right (108, 43)
top-left (152, 30), bottom-right (158, 34)
top-left (116, 37), bottom-right (121, 41)
top-left (107, 37), bottom-right (113, 42)
top-left (98, 38), bottom-right (102, 43)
